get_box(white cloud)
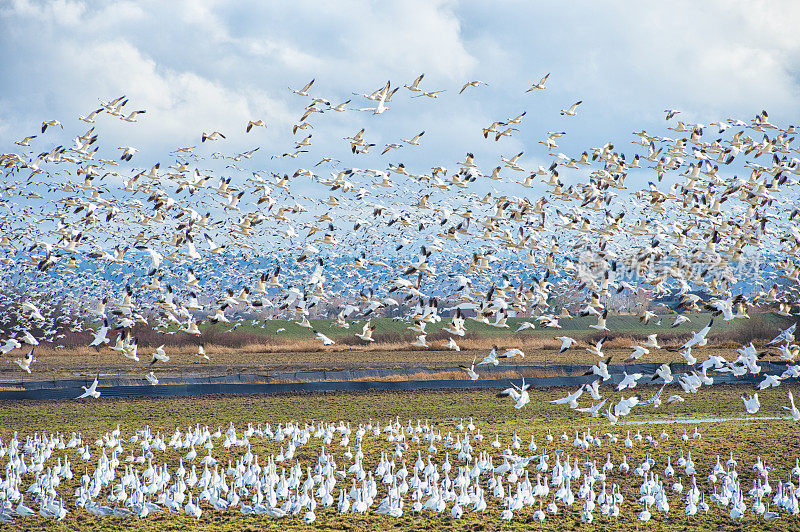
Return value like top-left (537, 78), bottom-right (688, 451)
top-left (0, 0), bottom-right (798, 177)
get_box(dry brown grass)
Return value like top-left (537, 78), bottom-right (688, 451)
top-left (3, 313), bottom-right (793, 385)
top-left (0, 342), bottom-right (761, 385)
top-left (1, 348), bottom-right (747, 393)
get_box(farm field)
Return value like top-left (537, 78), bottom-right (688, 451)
top-left (0, 384), bottom-right (798, 531)
top-left (2, 313), bottom-right (794, 383)
top-left (3, 1), bottom-right (800, 530)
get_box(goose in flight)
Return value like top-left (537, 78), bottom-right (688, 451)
top-left (413, 90), bottom-right (446, 99)
top-left (526, 73), bottom-right (550, 91)
top-left (651, 363), bottom-right (675, 384)
top-left (404, 74), bottom-right (424, 92)
top-left (14, 134), bottom-right (37, 146)
top-left (675, 320), bottom-right (713, 350)
top-left (538, 315), bottom-right (561, 328)
top-left (382, 143), bottom-right (402, 155)
top-left (586, 335), bottom-right (609, 357)
top-left (145, 371), bottom-right (159, 386)
top-left (626, 345), bottom-right (650, 361)
top-left (617, 371), bottom-right (644, 391)
top-left (151, 345), bottom-right (169, 364)
top-left (327, 99), bottom-right (350, 112)
top-left (560, 101), bottom-right (582, 116)
top-left (79, 108), bottom-right (104, 123)
top-left (550, 385), bottom-right (584, 408)
top-left (77, 374), bottom-right (101, 399)
top-left (410, 334), bottom-right (428, 348)
top-left (495, 127), bottom-right (518, 141)
top-left (118, 146), bottom-right (137, 161)
top-left (121, 109), bottom-right (146, 122)
top-left (290, 78), bottom-right (315, 96)
top-left (781, 391), bottom-right (800, 421)
top-left (498, 378), bottom-right (530, 409)
top-left (15, 346), bottom-right (36, 373)
top-left (742, 393), bottom-right (760, 414)
top-left (41, 119), bottom-right (63, 132)
top-left (757, 374), bottom-right (781, 390)
top-left (505, 111), bottom-right (527, 124)
top-left (584, 356), bottom-right (613, 381)
top-left (313, 330), bottom-right (335, 346)
top-left (576, 399), bottom-right (607, 417)
top-left (642, 334), bottom-right (661, 349)
top-left (443, 337), bottom-right (460, 351)
top-left (21, 302), bottom-right (46, 322)
top-left (500, 348), bottom-right (525, 360)
top-left (89, 320), bottom-right (111, 348)
top-left (201, 131), bottom-right (226, 142)
top-left (246, 119), bottom-right (266, 132)
top-left (401, 131), bottom-right (425, 145)
top-left (477, 346), bottom-right (500, 366)
top-left (585, 378), bottom-right (602, 400)
top-left (516, 321), bottom-right (536, 332)
top-left (459, 80), bottom-right (488, 94)
top-left (767, 322), bottom-right (796, 346)
top-left (355, 88), bottom-right (390, 114)
top-left (196, 344), bottom-right (209, 361)
top-left (459, 357), bottom-right (479, 380)
top-left (355, 320), bottom-right (375, 342)
top-left (20, 330), bottom-right (38, 346)
top-left (613, 395), bottom-right (640, 417)
top-left (589, 309), bottom-right (608, 331)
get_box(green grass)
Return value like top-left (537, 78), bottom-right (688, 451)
top-left (165, 311), bottom-right (795, 344)
top-left (0, 383), bottom-right (798, 531)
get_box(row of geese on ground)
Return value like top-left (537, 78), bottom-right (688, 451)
top-left (1, 416), bottom-right (799, 523)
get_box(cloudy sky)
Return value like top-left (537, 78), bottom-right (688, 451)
top-left (1, 0), bottom-right (799, 187)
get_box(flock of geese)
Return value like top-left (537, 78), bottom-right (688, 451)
top-left (0, 417), bottom-right (799, 524)
top-left (0, 75), bottom-right (798, 402)
top-left (0, 70), bottom-right (799, 525)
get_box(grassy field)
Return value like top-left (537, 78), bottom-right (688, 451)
top-left (2, 312), bottom-right (796, 382)
top-left (0, 383), bottom-right (798, 530)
